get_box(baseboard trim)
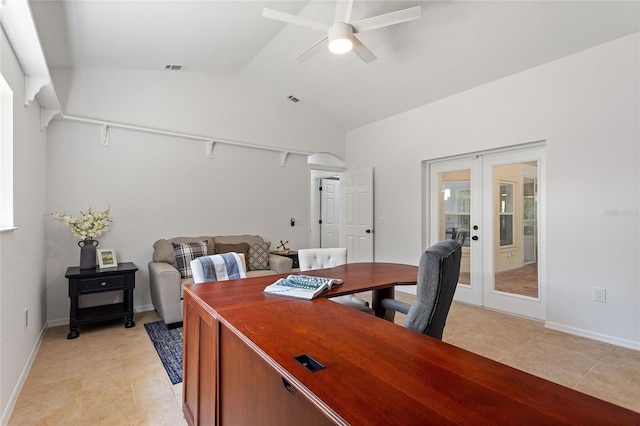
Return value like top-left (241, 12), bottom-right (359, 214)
top-left (46, 317), bottom-right (68, 327)
top-left (545, 321), bottom-right (640, 351)
top-left (398, 289), bottom-right (639, 351)
top-left (1, 322), bottom-right (47, 426)
top-left (134, 304), bottom-right (155, 313)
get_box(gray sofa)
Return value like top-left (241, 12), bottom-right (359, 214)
top-left (148, 235), bottom-right (292, 326)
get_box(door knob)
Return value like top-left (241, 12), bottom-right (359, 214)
top-left (366, 229), bottom-right (372, 234)
top-left (472, 236), bottom-right (479, 241)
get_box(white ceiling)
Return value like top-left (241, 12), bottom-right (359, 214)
top-left (29, 0), bottom-right (640, 131)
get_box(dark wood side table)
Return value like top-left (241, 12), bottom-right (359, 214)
top-left (270, 250), bottom-right (299, 269)
top-left (65, 262), bottom-right (138, 339)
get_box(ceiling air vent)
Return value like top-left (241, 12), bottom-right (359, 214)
top-left (287, 95), bottom-right (301, 103)
top-left (164, 64), bottom-right (183, 71)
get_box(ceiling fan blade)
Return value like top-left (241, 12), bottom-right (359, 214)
top-left (262, 8), bottom-right (327, 32)
top-left (334, 0), bottom-right (354, 23)
top-left (352, 36), bottom-right (377, 63)
top-left (294, 36), bottom-right (329, 62)
top-left (351, 6), bottom-right (421, 33)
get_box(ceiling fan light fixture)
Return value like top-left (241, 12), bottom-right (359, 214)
top-left (329, 36), bottom-right (353, 54)
top-left (263, 2), bottom-right (421, 63)
top-left (328, 22), bottom-right (354, 54)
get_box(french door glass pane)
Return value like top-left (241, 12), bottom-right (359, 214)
top-left (493, 162), bottom-right (539, 298)
top-left (439, 170), bottom-right (470, 285)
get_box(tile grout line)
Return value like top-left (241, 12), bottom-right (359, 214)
top-left (571, 345), bottom-right (612, 390)
top-left (495, 332), bottom-right (541, 363)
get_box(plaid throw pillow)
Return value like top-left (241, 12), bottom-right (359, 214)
top-left (172, 241), bottom-right (208, 278)
top-left (248, 242), bottom-right (270, 271)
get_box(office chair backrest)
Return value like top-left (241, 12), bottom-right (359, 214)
top-left (298, 248), bottom-right (347, 271)
top-left (405, 239), bottom-right (462, 339)
top-left (297, 247), bottom-right (373, 314)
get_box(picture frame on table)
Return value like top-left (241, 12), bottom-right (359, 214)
top-left (97, 249), bottom-right (118, 268)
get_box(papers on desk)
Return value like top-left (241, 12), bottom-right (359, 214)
top-left (263, 275), bottom-right (344, 300)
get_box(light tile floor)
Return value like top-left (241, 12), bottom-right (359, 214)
top-left (9, 295), bottom-right (640, 425)
top-left (390, 292), bottom-right (640, 414)
top-left (9, 311), bottom-right (186, 425)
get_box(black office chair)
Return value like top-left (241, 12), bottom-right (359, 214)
top-left (455, 231), bottom-right (467, 245)
top-left (445, 227), bottom-right (457, 240)
top-left (381, 239), bottom-right (462, 340)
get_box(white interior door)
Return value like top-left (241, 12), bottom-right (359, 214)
top-left (341, 167), bottom-right (374, 262)
top-left (429, 146), bottom-right (545, 320)
top-left (320, 178), bottom-right (341, 248)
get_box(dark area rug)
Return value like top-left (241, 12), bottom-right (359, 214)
top-left (144, 320), bottom-right (183, 385)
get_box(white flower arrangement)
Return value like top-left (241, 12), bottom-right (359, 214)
top-left (52, 207), bottom-right (112, 240)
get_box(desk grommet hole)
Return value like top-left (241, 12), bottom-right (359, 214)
top-left (294, 354), bottom-right (325, 373)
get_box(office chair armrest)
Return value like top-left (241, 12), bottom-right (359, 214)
top-left (380, 298), bottom-right (411, 315)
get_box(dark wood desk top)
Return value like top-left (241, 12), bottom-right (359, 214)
top-left (184, 262), bottom-right (639, 425)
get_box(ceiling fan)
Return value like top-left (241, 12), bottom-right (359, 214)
top-left (262, 0), bottom-right (421, 63)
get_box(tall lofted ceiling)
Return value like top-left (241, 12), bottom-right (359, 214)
top-left (29, 0), bottom-right (640, 131)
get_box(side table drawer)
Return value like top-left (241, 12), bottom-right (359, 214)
top-left (79, 275), bottom-right (126, 293)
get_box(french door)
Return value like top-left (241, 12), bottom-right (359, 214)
top-left (428, 146), bottom-right (546, 320)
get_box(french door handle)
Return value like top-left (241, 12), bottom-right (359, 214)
top-left (472, 236), bottom-right (479, 241)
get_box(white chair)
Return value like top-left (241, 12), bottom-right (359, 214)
top-left (297, 248), bottom-right (374, 315)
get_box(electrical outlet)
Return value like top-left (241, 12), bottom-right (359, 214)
top-left (594, 287), bottom-right (606, 303)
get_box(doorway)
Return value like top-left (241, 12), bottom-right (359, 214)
top-left (310, 170), bottom-right (341, 249)
top-left (309, 167), bottom-right (375, 262)
top-left (320, 177), bottom-right (341, 248)
top-left (428, 144), bottom-right (546, 320)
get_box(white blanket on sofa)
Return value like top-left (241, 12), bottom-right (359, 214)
top-left (191, 253), bottom-right (246, 283)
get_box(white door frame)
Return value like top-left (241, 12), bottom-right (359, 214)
top-left (481, 147), bottom-right (546, 320)
top-left (429, 157), bottom-right (484, 306)
top-left (426, 143), bottom-right (546, 320)
top-left (309, 169), bottom-right (342, 248)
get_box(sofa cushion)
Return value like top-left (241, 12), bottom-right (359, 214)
top-left (216, 242), bottom-right (250, 260)
top-left (153, 236), bottom-right (215, 266)
top-left (213, 235), bottom-right (265, 247)
top-left (248, 242), bottom-right (270, 271)
top-left (172, 241), bottom-right (208, 278)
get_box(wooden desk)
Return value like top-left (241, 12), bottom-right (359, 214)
top-left (182, 263), bottom-right (639, 425)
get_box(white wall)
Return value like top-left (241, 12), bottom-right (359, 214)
top-left (346, 34), bottom-right (640, 348)
top-left (45, 119), bottom-right (311, 324)
top-left (44, 53), bottom-right (353, 325)
top-left (54, 67), bottom-right (346, 159)
top-left (0, 29), bottom-right (48, 422)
